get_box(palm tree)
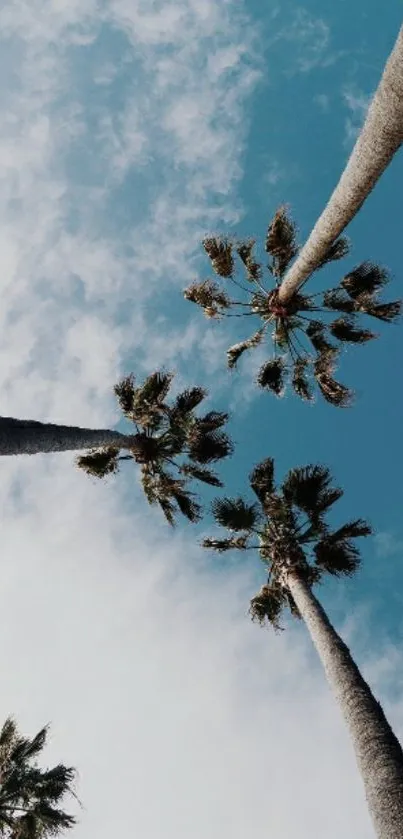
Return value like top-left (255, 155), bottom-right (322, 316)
top-left (0, 717), bottom-right (77, 838)
top-left (77, 370), bottom-right (233, 525)
top-left (184, 208), bottom-right (400, 406)
top-left (203, 458), bottom-right (403, 839)
top-left (278, 24), bottom-right (403, 303)
top-left (0, 417), bottom-right (140, 457)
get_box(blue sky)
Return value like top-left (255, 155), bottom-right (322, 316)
top-left (0, 2), bottom-right (402, 838)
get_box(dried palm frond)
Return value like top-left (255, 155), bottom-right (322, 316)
top-left (357, 298), bottom-right (402, 322)
top-left (171, 387), bottom-right (207, 416)
top-left (249, 582), bottom-right (285, 631)
top-left (323, 289), bottom-right (356, 313)
top-left (202, 535), bottom-right (249, 552)
top-left (329, 317), bottom-right (376, 343)
top-left (227, 328), bottom-right (265, 369)
top-left (257, 357), bottom-right (287, 395)
top-left (179, 463), bottom-right (223, 487)
top-left (292, 357), bottom-right (313, 401)
top-left (265, 206), bottom-right (299, 277)
top-left (114, 374), bottom-right (136, 415)
top-left (316, 372), bottom-right (353, 408)
top-left (249, 458), bottom-right (275, 503)
top-left (306, 321), bottom-right (335, 353)
top-left (203, 237), bottom-right (234, 277)
top-left (236, 240), bottom-right (262, 281)
top-left (184, 279), bottom-right (231, 318)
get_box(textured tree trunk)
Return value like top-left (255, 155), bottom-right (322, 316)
top-left (0, 417), bottom-right (137, 456)
top-left (278, 24), bottom-right (403, 302)
top-left (286, 571), bottom-right (403, 839)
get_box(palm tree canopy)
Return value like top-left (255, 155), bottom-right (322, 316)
top-left (0, 718), bottom-right (77, 838)
top-left (77, 371), bottom-right (233, 525)
top-left (184, 208), bottom-right (401, 408)
top-left (203, 458), bottom-right (371, 630)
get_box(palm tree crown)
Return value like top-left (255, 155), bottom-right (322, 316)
top-left (184, 207), bottom-right (401, 407)
top-left (203, 458), bottom-right (371, 630)
top-left (77, 370), bottom-right (233, 525)
top-left (0, 718), bottom-right (76, 838)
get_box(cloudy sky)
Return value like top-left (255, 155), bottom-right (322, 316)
top-left (0, 1), bottom-right (402, 837)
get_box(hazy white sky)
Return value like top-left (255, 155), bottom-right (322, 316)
top-left (0, 2), bottom-right (402, 838)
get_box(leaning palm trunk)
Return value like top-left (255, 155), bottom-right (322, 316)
top-left (0, 417), bottom-right (137, 456)
top-left (279, 24), bottom-right (403, 303)
top-left (286, 571), bottom-right (403, 839)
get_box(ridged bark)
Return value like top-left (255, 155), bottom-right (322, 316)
top-left (0, 417), bottom-right (137, 456)
top-left (286, 572), bottom-right (403, 839)
top-left (279, 24), bottom-right (403, 302)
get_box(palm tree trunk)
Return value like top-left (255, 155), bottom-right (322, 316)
top-left (278, 24), bottom-right (403, 303)
top-left (0, 417), bottom-right (137, 456)
top-left (286, 571), bottom-right (403, 839)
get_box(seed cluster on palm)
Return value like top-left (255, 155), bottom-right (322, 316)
top-left (0, 718), bottom-right (76, 839)
top-left (184, 206), bottom-right (401, 407)
top-left (203, 458), bottom-right (371, 630)
top-left (76, 371), bottom-right (233, 525)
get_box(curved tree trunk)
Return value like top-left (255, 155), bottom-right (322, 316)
top-left (286, 571), bottom-right (403, 839)
top-left (278, 24), bottom-right (403, 303)
top-left (0, 417), bottom-right (137, 456)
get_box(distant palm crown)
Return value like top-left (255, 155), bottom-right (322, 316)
top-left (0, 718), bottom-right (76, 839)
top-left (77, 371), bottom-right (233, 525)
top-left (184, 206), bottom-right (401, 407)
top-left (203, 458), bottom-right (371, 630)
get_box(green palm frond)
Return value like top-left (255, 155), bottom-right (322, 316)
top-left (212, 497), bottom-right (260, 531)
top-left (327, 519), bottom-right (373, 542)
top-left (114, 374), bottom-right (136, 415)
top-left (265, 206), bottom-right (299, 277)
top-left (292, 357), bottom-right (313, 401)
top-left (323, 289), bottom-right (356, 314)
top-left (317, 236), bottom-right (350, 268)
top-left (357, 298), bottom-right (401, 323)
top-left (171, 387), bottom-right (207, 416)
top-left (257, 357), bottom-right (287, 395)
top-left (179, 464), bottom-right (223, 487)
top-left (133, 371), bottom-right (173, 409)
top-left (227, 329), bottom-right (265, 369)
top-left (329, 317), bottom-right (376, 343)
top-left (203, 237), bottom-right (234, 277)
top-left (184, 279), bottom-right (231, 318)
top-left (314, 350), bottom-right (352, 408)
top-left (249, 582), bottom-right (286, 631)
top-left (314, 539), bottom-right (361, 576)
top-left (249, 458), bottom-right (275, 503)
top-left (193, 411), bottom-right (229, 433)
top-left (341, 262), bottom-right (389, 299)
top-left (76, 447), bottom-right (121, 478)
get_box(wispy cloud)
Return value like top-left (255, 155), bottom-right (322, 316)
top-left (343, 85), bottom-right (371, 146)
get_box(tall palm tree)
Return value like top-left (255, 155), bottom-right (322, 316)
top-left (278, 24), bottom-right (403, 303)
top-left (203, 458), bottom-right (403, 839)
top-left (0, 717), bottom-right (77, 838)
top-left (0, 416), bottom-right (140, 457)
top-left (184, 209), bottom-right (400, 406)
top-left (77, 370), bottom-right (233, 525)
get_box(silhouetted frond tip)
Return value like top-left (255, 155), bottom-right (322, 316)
top-left (257, 357), bottom-right (287, 395)
top-left (265, 206), bottom-right (299, 277)
top-left (249, 583), bottom-right (285, 631)
top-left (329, 317), bottom-right (376, 343)
top-left (212, 497), bottom-right (260, 531)
top-left (292, 357), bottom-right (313, 401)
top-left (76, 447), bottom-right (120, 478)
top-left (249, 457), bottom-right (275, 503)
top-left (341, 262), bottom-right (389, 298)
top-left (203, 237), bottom-right (234, 277)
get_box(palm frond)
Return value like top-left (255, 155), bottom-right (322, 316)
top-left (323, 289), bottom-right (356, 314)
top-left (236, 240), bottom-right (262, 282)
top-left (180, 463), bottom-right (223, 487)
top-left (227, 329), bottom-right (265, 369)
top-left (133, 371), bottom-right (173, 408)
top-left (170, 486), bottom-right (202, 524)
top-left (357, 298), bottom-right (402, 323)
top-left (329, 317), bottom-right (376, 343)
top-left (317, 236), bottom-right (350, 268)
top-left (187, 430), bottom-right (233, 464)
top-left (76, 447), bottom-right (120, 478)
top-left (265, 206), bottom-right (299, 277)
top-left (306, 321), bottom-right (335, 353)
top-left (171, 387), bottom-right (207, 416)
top-left (281, 465), bottom-right (342, 520)
top-left (257, 357), bottom-right (287, 396)
top-left (249, 457), bottom-right (275, 503)
top-left (314, 539), bottom-right (361, 576)
top-left (211, 497), bottom-right (260, 532)
top-left (292, 357), bottom-right (313, 401)
top-left (194, 411), bottom-right (229, 433)
top-left (327, 519), bottom-right (372, 542)
top-left (203, 237), bottom-right (234, 277)
top-left (202, 535), bottom-right (249, 552)
top-left (249, 582), bottom-right (285, 631)
top-left (184, 279), bottom-right (231, 318)
top-left (114, 374), bottom-right (136, 415)
top-left (314, 350), bottom-right (352, 408)
top-left (341, 262), bottom-right (389, 298)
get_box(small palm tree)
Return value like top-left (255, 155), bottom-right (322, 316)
top-left (0, 717), bottom-right (77, 838)
top-left (184, 207), bottom-right (400, 406)
top-left (77, 370), bottom-right (233, 525)
top-left (202, 458), bottom-right (403, 839)
top-left (278, 24), bottom-right (403, 302)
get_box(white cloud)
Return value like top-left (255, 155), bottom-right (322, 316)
top-left (343, 86), bottom-right (371, 146)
